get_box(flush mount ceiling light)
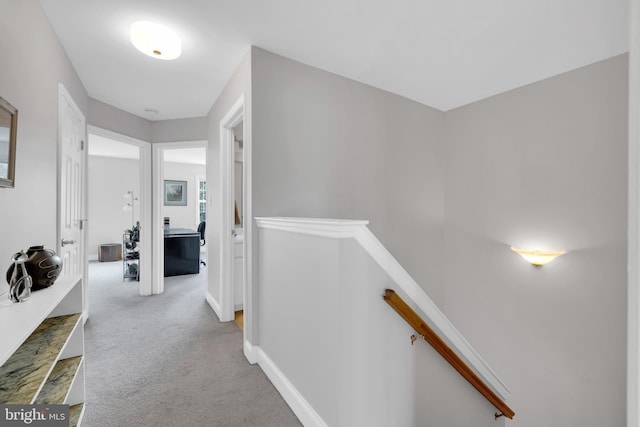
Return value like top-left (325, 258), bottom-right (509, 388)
top-left (130, 21), bottom-right (181, 60)
top-left (510, 246), bottom-right (566, 267)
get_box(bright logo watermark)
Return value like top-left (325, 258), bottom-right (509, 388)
top-left (0, 405), bottom-right (68, 426)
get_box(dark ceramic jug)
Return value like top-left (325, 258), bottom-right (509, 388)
top-left (6, 245), bottom-right (63, 291)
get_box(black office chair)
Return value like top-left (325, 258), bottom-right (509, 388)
top-left (197, 221), bottom-right (206, 266)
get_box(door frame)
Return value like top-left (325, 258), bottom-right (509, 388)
top-left (152, 140), bottom-right (208, 295)
top-left (628, 0), bottom-right (639, 425)
top-left (87, 126), bottom-right (153, 296)
top-left (217, 95), bottom-right (254, 361)
top-left (217, 96), bottom-right (244, 322)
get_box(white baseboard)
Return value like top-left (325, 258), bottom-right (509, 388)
top-left (205, 292), bottom-right (222, 321)
top-left (243, 340), bottom-right (258, 364)
top-left (256, 347), bottom-right (327, 427)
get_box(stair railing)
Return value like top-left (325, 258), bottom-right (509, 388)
top-left (384, 289), bottom-right (515, 420)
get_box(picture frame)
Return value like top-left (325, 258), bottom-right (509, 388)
top-left (164, 180), bottom-right (187, 206)
top-left (0, 96), bottom-right (18, 188)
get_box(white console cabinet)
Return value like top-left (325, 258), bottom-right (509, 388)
top-left (0, 275), bottom-right (85, 426)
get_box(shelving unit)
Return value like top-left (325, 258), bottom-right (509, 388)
top-left (123, 231), bottom-right (140, 281)
top-left (0, 275), bottom-right (85, 426)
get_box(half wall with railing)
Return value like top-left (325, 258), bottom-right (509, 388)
top-left (254, 217), bottom-right (513, 426)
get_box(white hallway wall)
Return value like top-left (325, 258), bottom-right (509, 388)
top-left (87, 155), bottom-right (140, 258)
top-left (0, 0), bottom-right (88, 273)
top-left (443, 54), bottom-right (628, 427)
top-left (245, 48), bottom-right (627, 427)
top-left (251, 47), bottom-right (446, 306)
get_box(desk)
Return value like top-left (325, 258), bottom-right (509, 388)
top-left (164, 228), bottom-right (200, 277)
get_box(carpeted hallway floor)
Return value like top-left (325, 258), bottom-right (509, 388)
top-left (83, 261), bottom-right (301, 427)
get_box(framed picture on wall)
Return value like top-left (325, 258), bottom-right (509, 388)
top-left (0, 96), bottom-right (18, 188)
top-left (164, 180), bottom-right (187, 206)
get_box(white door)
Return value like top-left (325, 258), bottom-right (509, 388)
top-left (58, 85), bottom-right (87, 314)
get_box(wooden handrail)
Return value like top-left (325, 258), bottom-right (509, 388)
top-left (383, 289), bottom-right (515, 420)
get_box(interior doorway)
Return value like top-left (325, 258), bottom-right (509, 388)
top-left (151, 141), bottom-right (207, 295)
top-left (215, 94), bottom-right (255, 363)
top-left (87, 126), bottom-right (152, 295)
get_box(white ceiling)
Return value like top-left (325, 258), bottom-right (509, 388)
top-left (39, 0), bottom-right (628, 121)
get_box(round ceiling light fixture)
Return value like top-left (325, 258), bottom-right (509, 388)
top-left (130, 21), bottom-right (181, 60)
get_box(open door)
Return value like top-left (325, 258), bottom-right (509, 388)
top-left (58, 84), bottom-right (88, 320)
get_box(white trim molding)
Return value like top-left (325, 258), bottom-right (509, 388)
top-left (218, 96), bottom-right (244, 322)
top-left (256, 347), bottom-right (328, 427)
top-left (151, 143), bottom-right (165, 295)
top-left (629, 0), bottom-right (640, 426)
top-left (206, 291), bottom-right (222, 320)
top-left (243, 339), bottom-right (258, 365)
top-left (256, 216), bottom-right (512, 402)
top-left (257, 217), bottom-right (369, 239)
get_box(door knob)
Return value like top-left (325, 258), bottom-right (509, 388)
top-left (61, 238), bottom-right (77, 247)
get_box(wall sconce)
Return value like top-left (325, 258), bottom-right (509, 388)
top-left (510, 246), bottom-right (566, 267)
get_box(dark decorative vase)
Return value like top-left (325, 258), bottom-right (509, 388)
top-left (6, 245), bottom-right (63, 291)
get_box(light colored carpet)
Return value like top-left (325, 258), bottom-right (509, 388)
top-left (83, 261), bottom-right (301, 427)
